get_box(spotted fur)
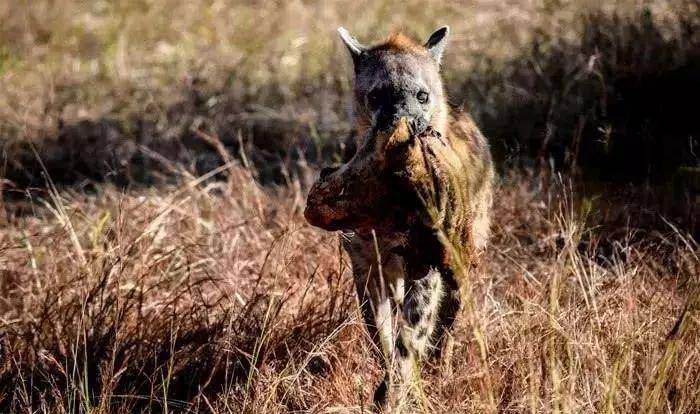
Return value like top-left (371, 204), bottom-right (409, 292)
top-left (305, 27), bottom-right (494, 408)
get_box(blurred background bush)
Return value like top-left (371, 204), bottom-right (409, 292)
top-left (1, 0), bottom-right (698, 230)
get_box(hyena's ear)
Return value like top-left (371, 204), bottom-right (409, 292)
top-left (338, 27), bottom-right (366, 63)
top-left (424, 26), bottom-right (450, 64)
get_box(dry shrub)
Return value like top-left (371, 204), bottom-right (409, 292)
top-left (460, 3), bottom-right (700, 183)
top-left (1, 165), bottom-right (697, 413)
top-left (0, 164), bottom-right (360, 412)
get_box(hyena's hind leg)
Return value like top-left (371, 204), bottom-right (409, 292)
top-left (432, 270), bottom-right (461, 373)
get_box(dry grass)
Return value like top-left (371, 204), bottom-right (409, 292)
top-left (2, 1), bottom-right (698, 186)
top-left (1, 0), bottom-right (699, 412)
top-left (1, 163), bottom-right (698, 412)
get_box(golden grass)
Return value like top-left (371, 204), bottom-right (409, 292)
top-left (2, 0), bottom-right (697, 196)
top-left (1, 163), bottom-right (698, 412)
top-left (1, 0), bottom-right (693, 140)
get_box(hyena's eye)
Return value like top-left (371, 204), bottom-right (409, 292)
top-left (417, 90), bottom-right (429, 104)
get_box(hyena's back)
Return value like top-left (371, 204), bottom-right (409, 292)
top-left (444, 108), bottom-right (494, 254)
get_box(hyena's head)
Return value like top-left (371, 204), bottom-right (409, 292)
top-left (304, 28), bottom-right (452, 235)
top-left (339, 26), bottom-right (450, 136)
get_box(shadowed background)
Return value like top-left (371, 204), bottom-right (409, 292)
top-left (0, 1), bottom-right (698, 413)
top-left (2, 1), bottom-right (698, 203)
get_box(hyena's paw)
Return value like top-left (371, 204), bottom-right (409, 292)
top-left (372, 375), bottom-right (428, 413)
top-left (372, 376), bottom-right (389, 410)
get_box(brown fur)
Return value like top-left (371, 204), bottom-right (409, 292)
top-left (305, 28), bottom-right (494, 408)
top-left (371, 32), bottom-right (427, 54)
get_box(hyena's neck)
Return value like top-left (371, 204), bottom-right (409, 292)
top-left (432, 100), bottom-right (449, 136)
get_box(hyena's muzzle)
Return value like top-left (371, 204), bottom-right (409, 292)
top-left (372, 85), bottom-right (430, 136)
top-left (375, 103), bottom-right (429, 137)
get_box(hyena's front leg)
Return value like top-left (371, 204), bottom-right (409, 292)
top-left (342, 235), bottom-right (406, 404)
top-left (393, 269), bottom-right (444, 398)
top-left (367, 265), bottom-right (409, 407)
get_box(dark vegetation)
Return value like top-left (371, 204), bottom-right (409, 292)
top-left (1, 6), bottom-right (697, 179)
top-left (3, 5), bottom-right (698, 231)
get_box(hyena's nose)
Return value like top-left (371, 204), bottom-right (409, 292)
top-left (409, 117), bottom-right (429, 135)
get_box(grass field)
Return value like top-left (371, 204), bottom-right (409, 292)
top-left (1, 0), bottom-right (699, 413)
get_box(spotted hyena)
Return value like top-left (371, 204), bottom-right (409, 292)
top-left (304, 26), bottom-right (494, 407)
